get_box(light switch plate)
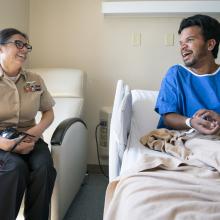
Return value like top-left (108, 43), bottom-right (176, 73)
top-left (132, 32), bottom-right (141, 47)
top-left (164, 33), bottom-right (174, 46)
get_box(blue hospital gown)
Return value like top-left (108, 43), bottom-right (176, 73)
top-left (155, 64), bottom-right (220, 128)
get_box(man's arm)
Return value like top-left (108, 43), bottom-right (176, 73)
top-left (164, 111), bottom-right (220, 134)
top-left (163, 113), bottom-right (189, 130)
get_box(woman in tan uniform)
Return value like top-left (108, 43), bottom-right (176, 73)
top-left (0, 28), bottom-right (56, 220)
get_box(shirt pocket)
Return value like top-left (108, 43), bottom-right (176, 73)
top-left (20, 90), bottom-right (43, 121)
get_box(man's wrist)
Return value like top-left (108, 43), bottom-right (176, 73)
top-left (185, 118), bottom-right (193, 128)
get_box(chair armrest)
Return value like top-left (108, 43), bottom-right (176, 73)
top-left (51, 118), bottom-right (87, 145)
top-left (50, 117), bottom-right (88, 220)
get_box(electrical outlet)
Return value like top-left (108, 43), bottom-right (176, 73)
top-left (98, 106), bottom-right (112, 165)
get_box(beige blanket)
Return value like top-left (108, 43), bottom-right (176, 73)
top-left (104, 129), bottom-right (220, 220)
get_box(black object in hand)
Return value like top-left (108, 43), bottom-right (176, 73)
top-left (0, 127), bottom-right (24, 139)
top-left (0, 128), bottom-right (34, 168)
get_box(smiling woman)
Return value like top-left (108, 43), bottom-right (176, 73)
top-left (0, 28), bottom-right (56, 220)
top-left (0, 29), bottom-right (31, 76)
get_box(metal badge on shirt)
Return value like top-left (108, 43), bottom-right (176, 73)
top-left (24, 81), bottom-right (41, 92)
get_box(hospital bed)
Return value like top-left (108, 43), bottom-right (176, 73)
top-left (104, 80), bottom-right (220, 220)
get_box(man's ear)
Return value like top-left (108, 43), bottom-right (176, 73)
top-left (207, 39), bottom-right (216, 51)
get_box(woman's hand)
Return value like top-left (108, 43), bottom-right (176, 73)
top-left (25, 126), bottom-right (42, 142)
top-left (13, 126), bottom-right (42, 154)
top-left (3, 108), bottom-right (54, 154)
top-left (24, 108), bottom-right (54, 142)
top-left (191, 109), bottom-right (220, 135)
top-left (0, 134), bottom-right (35, 154)
top-left (14, 140), bottom-right (35, 154)
top-left (0, 137), bottom-right (16, 151)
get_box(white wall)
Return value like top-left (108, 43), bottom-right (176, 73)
top-left (28, 0), bottom-right (220, 164)
top-left (0, 0), bottom-right (29, 67)
top-left (0, 0), bottom-right (29, 34)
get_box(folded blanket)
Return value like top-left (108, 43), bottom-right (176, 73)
top-left (140, 128), bottom-right (192, 160)
top-left (140, 128), bottom-right (220, 172)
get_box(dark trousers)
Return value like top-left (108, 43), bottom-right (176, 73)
top-left (0, 139), bottom-right (56, 220)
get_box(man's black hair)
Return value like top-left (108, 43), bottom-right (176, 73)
top-left (178, 14), bottom-right (220, 58)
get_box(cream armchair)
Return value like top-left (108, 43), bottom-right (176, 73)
top-left (18, 68), bottom-right (88, 220)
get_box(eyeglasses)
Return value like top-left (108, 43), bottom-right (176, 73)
top-left (1, 40), bottom-right (32, 52)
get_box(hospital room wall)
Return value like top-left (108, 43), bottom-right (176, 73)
top-left (27, 0), bottom-right (220, 165)
top-left (0, 0), bottom-right (29, 44)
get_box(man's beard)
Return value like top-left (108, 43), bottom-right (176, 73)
top-left (183, 45), bottom-right (208, 68)
top-left (184, 57), bottom-right (197, 67)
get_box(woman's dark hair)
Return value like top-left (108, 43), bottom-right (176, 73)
top-left (0, 28), bottom-right (28, 44)
top-left (178, 14), bottom-right (220, 58)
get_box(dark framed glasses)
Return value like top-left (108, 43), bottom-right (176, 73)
top-left (1, 40), bottom-right (32, 52)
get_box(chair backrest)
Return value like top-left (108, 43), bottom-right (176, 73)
top-left (28, 68), bottom-right (86, 145)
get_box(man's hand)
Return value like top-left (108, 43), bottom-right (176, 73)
top-left (191, 109), bottom-right (220, 135)
top-left (194, 109), bottom-right (220, 122)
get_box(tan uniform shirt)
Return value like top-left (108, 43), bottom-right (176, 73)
top-left (0, 69), bottom-right (55, 131)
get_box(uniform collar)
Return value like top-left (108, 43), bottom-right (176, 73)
top-left (0, 66), bottom-right (27, 81)
top-left (19, 69), bottom-right (27, 81)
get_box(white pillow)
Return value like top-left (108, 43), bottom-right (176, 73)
top-left (120, 90), bottom-right (160, 175)
top-left (131, 90), bottom-right (159, 138)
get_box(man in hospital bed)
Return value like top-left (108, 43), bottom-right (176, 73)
top-left (104, 14), bottom-right (220, 220)
top-left (155, 14), bottom-right (220, 136)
